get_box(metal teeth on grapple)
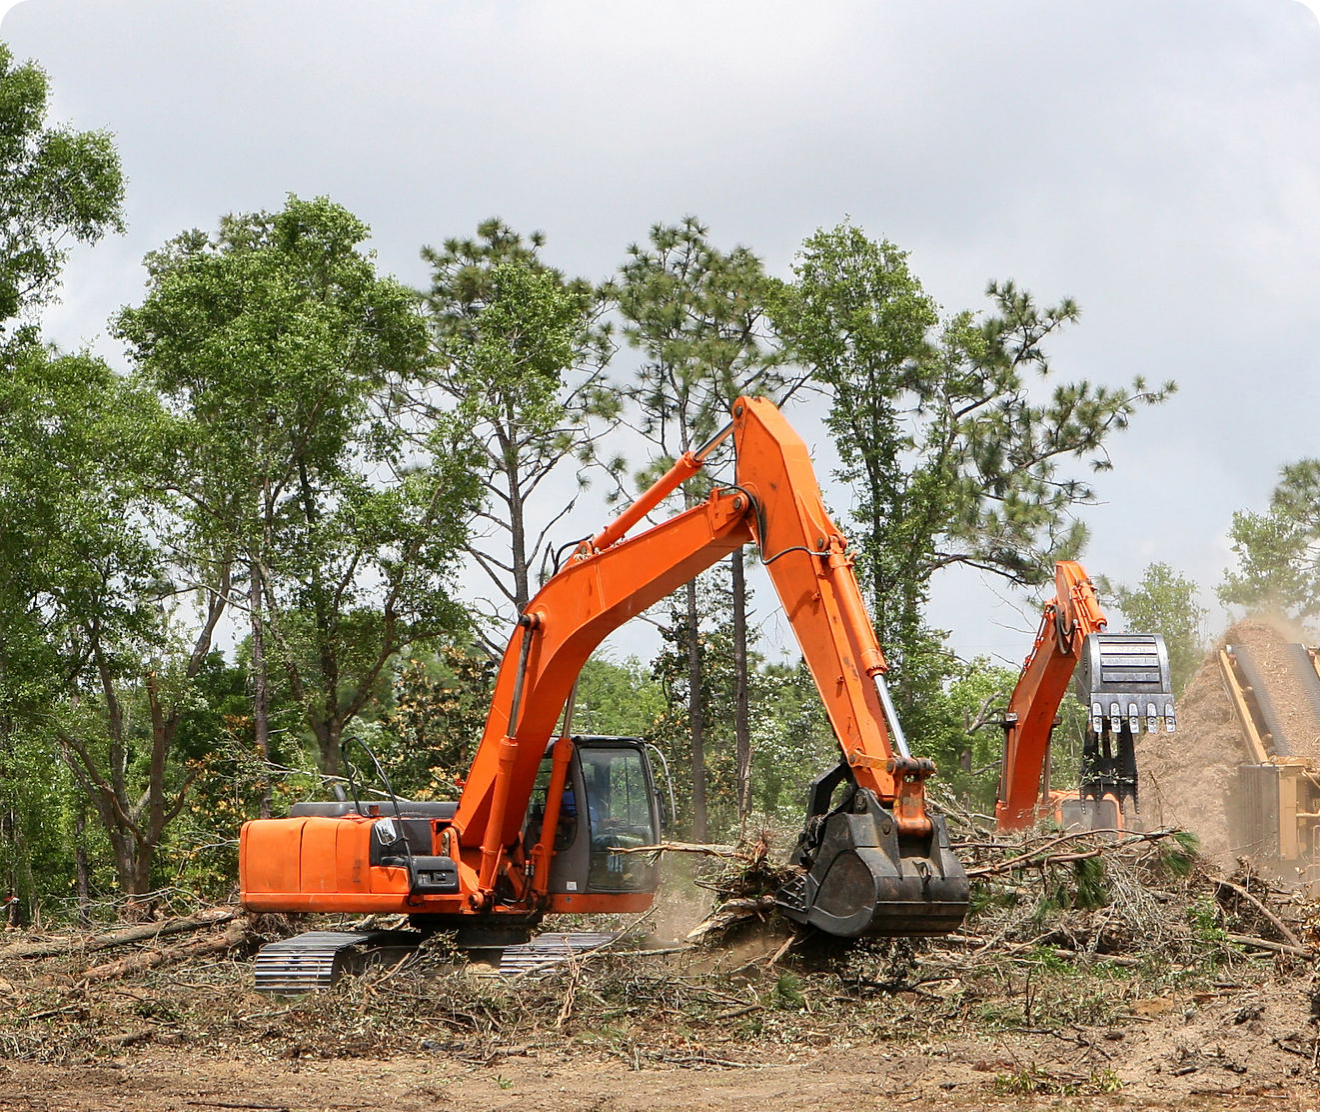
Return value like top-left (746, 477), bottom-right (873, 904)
top-left (1076, 634), bottom-right (1176, 735)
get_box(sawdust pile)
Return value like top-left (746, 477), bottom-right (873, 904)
top-left (1136, 618), bottom-right (1320, 865)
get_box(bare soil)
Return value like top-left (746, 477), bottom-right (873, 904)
top-left (3, 830), bottom-right (1319, 1112)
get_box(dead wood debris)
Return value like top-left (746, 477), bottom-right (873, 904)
top-left (0, 824), bottom-right (1316, 1070)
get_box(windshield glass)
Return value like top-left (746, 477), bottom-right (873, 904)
top-left (580, 745), bottom-right (657, 891)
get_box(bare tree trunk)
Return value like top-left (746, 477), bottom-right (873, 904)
top-left (732, 549), bottom-right (752, 828)
top-left (250, 568), bottom-right (271, 818)
top-left (685, 579), bottom-right (708, 842)
top-left (75, 806), bottom-right (91, 925)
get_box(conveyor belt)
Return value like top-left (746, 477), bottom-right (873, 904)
top-left (1228, 643), bottom-right (1320, 759)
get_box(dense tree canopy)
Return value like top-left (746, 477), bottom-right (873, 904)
top-left (116, 196), bottom-right (480, 777)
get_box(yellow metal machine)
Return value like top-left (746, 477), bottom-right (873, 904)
top-left (1218, 643), bottom-right (1320, 875)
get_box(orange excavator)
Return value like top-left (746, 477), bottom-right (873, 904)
top-left (240, 397), bottom-right (968, 985)
top-left (995, 561), bottom-right (1177, 832)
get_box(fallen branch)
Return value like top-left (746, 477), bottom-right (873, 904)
top-left (0, 907), bottom-right (238, 961)
top-left (611, 841), bottom-right (744, 860)
top-left (686, 896), bottom-right (776, 942)
top-left (1226, 933), bottom-right (1311, 958)
top-left (965, 829), bottom-right (1181, 878)
top-left (78, 921), bottom-right (246, 983)
top-left (1214, 879), bottom-right (1305, 951)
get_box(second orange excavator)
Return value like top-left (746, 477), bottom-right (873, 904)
top-left (996, 561), bottom-right (1178, 832)
top-left (239, 396), bottom-right (969, 986)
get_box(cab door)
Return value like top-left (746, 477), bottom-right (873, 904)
top-left (524, 736), bottom-right (661, 896)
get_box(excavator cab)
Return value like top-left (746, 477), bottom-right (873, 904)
top-left (523, 736), bottom-right (662, 899)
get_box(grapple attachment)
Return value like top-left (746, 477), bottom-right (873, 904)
top-left (774, 766), bottom-right (968, 938)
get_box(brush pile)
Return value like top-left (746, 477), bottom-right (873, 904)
top-left (0, 824), bottom-right (1316, 1098)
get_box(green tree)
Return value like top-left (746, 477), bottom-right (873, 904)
top-left (0, 41), bottom-right (124, 334)
top-left (0, 41), bottom-right (128, 913)
top-left (1219, 459), bottom-right (1320, 623)
top-left (378, 643), bottom-right (494, 799)
top-left (117, 195), bottom-right (479, 779)
top-left (0, 346), bottom-right (218, 907)
top-left (611, 216), bottom-right (789, 839)
top-left (419, 219), bottom-right (613, 640)
top-left (1101, 563), bottom-right (1207, 695)
top-left (771, 222), bottom-right (1172, 748)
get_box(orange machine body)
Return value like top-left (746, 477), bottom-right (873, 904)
top-left (240, 397), bottom-right (942, 927)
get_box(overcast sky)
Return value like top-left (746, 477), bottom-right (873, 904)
top-left (5, 0), bottom-right (1320, 671)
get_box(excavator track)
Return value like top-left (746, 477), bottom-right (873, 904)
top-left (254, 929), bottom-right (622, 992)
top-left (253, 930), bottom-right (416, 993)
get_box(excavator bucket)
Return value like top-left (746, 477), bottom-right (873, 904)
top-left (1073, 634), bottom-right (1176, 811)
top-left (774, 768), bottom-right (968, 938)
top-left (1075, 634), bottom-right (1176, 736)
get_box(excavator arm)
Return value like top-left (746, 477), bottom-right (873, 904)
top-left (454, 396), bottom-right (967, 935)
top-left (996, 561), bottom-right (1177, 830)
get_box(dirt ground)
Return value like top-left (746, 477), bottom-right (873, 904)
top-left (1, 1033), bottom-right (1318, 1112)
top-left (2, 907), bottom-right (1319, 1112)
top-left (8, 644), bottom-right (1320, 1112)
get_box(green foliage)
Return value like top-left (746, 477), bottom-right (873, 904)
top-left (610, 216), bottom-right (790, 839)
top-left (0, 42), bottom-right (124, 332)
top-left (1219, 458), bottom-right (1320, 622)
top-left (771, 222), bottom-right (1172, 731)
top-left (1101, 562), bottom-right (1207, 694)
top-left (767, 972), bottom-right (806, 1010)
top-left (117, 195), bottom-right (479, 776)
top-left (572, 656), bottom-right (666, 738)
top-left (378, 643), bottom-right (494, 799)
top-left (875, 647), bottom-right (1023, 812)
top-left (1071, 855), bottom-right (1110, 910)
top-left (611, 215), bottom-right (789, 472)
top-left (1157, 830), bottom-right (1199, 879)
top-left (420, 218), bottom-right (612, 621)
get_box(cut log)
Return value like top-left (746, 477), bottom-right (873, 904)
top-left (78, 921), bottom-right (246, 983)
top-left (0, 907), bottom-right (238, 961)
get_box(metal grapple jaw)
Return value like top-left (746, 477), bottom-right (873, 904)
top-left (774, 765), bottom-right (968, 938)
top-left (1075, 633), bottom-right (1177, 735)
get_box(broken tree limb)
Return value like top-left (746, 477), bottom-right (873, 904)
top-left (964, 829), bottom-right (1182, 878)
top-left (0, 906), bottom-right (238, 961)
top-left (1226, 933), bottom-right (1311, 958)
top-left (78, 920), bottom-right (246, 983)
top-left (1214, 879), bottom-right (1305, 951)
top-left (686, 896), bottom-right (776, 942)
top-left (610, 841), bottom-right (744, 860)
